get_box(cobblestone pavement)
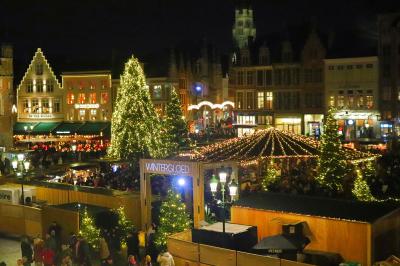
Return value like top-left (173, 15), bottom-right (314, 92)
top-left (0, 237), bottom-right (21, 265)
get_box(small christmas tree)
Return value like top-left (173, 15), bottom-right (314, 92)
top-left (154, 189), bottom-right (191, 251)
top-left (316, 107), bottom-right (348, 193)
top-left (262, 159), bottom-right (278, 191)
top-left (116, 206), bottom-right (135, 246)
top-left (352, 168), bottom-right (375, 201)
top-left (80, 209), bottom-right (101, 250)
top-left (109, 55), bottom-right (167, 161)
top-left (164, 87), bottom-right (188, 154)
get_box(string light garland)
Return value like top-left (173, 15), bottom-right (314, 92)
top-left (188, 127), bottom-right (376, 164)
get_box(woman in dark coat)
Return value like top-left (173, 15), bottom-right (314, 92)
top-left (21, 236), bottom-right (33, 266)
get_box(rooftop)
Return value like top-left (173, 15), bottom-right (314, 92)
top-left (234, 192), bottom-right (400, 223)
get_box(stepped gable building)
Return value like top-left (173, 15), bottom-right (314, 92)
top-left (229, 21), bottom-right (326, 137)
top-left (0, 43), bottom-right (14, 147)
top-left (16, 48), bottom-right (64, 123)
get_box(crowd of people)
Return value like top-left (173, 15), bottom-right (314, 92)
top-left (58, 164), bottom-right (139, 191)
top-left (16, 221), bottom-right (175, 266)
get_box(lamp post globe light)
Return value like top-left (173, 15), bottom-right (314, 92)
top-left (24, 125), bottom-right (34, 149)
top-left (12, 154), bottom-right (30, 205)
top-left (209, 169), bottom-right (238, 233)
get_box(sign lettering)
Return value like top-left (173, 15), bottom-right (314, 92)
top-left (145, 162), bottom-right (190, 175)
top-left (74, 103), bottom-right (100, 109)
top-left (27, 113), bottom-right (56, 119)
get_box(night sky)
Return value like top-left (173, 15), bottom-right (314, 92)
top-left (1, 0), bottom-right (400, 80)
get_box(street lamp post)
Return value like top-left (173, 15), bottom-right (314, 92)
top-left (209, 169), bottom-right (238, 233)
top-left (12, 154), bottom-right (30, 205)
top-left (71, 144), bottom-right (77, 161)
top-left (24, 125), bottom-right (34, 149)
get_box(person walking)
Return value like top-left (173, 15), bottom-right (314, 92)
top-left (157, 251), bottom-right (175, 266)
top-left (33, 236), bottom-right (44, 266)
top-left (21, 236), bottom-right (33, 266)
top-left (126, 231), bottom-right (139, 262)
top-left (76, 235), bottom-right (91, 266)
top-left (144, 255), bottom-right (152, 266)
top-left (99, 237), bottom-right (110, 266)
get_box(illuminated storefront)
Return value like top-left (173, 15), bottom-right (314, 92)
top-left (188, 101), bottom-right (234, 132)
top-left (334, 110), bottom-right (380, 141)
top-left (275, 117), bottom-right (302, 134)
top-left (304, 114), bottom-right (324, 137)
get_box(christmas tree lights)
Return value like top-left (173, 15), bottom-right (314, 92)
top-left (262, 159), bottom-right (278, 191)
top-left (115, 206), bottom-right (135, 247)
top-left (109, 55), bottom-right (167, 161)
top-left (164, 87), bottom-right (188, 154)
top-left (154, 189), bottom-right (191, 251)
top-left (352, 168), bottom-right (375, 201)
top-left (316, 107), bottom-right (348, 192)
top-left (79, 209), bottom-right (100, 250)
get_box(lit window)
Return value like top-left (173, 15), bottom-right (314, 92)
top-left (78, 93), bottom-right (86, 104)
top-left (101, 93), bottom-right (108, 104)
top-left (153, 85), bottom-right (162, 99)
top-left (90, 109), bottom-right (97, 120)
top-left (35, 63), bottom-right (43, 75)
top-left (36, 80), bottom-right (43, 92)
top-left (357, 96), bottom-right (364, 108)
top-left (366, 95), bottom-right (373, 108)
top-left (26, 80), bottom-right (33, 93)
top-left (47, 80), bottom-right (54, 92)
top-left (79, 109), bottom-right (85, 117)
top-left (257, 92), bottom-right (264, 108)
top-left (337, 95), bottom-right (344, 108)
top-left (89, 93), bottom-right (96, 104)
top-left (32, 99), bottom-right (39, 113)
top-left (266, 92), bottom-right (273, 109)
top-left (23, 99), bottom-right (30, 113)
top-left (53, 98), bottom-right (60, 113)
top-left (42, 99), bottom-right (50, 113)
top-left (67, 93), bottom-right (75, 105)
top-left (329, 96), bottom-right (335, 106)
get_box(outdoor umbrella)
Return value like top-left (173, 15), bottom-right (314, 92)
top-left (252, 234), bottom-right (310, 255)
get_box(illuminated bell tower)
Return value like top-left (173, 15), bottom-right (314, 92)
top-left (232, 5), bottom-right (256, 49)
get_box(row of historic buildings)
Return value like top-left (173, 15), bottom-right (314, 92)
top-left (0, 6), bottom-right (399, 147)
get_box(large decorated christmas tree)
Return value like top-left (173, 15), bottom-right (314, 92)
top-left (109, 55), bottom-right (166, 161)
top-left (164, 87), bottom-right (188, 153)
top-left (316, 107), bottom-right (348, 193)
top-left (154, 189), bottom-right (191, 251)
